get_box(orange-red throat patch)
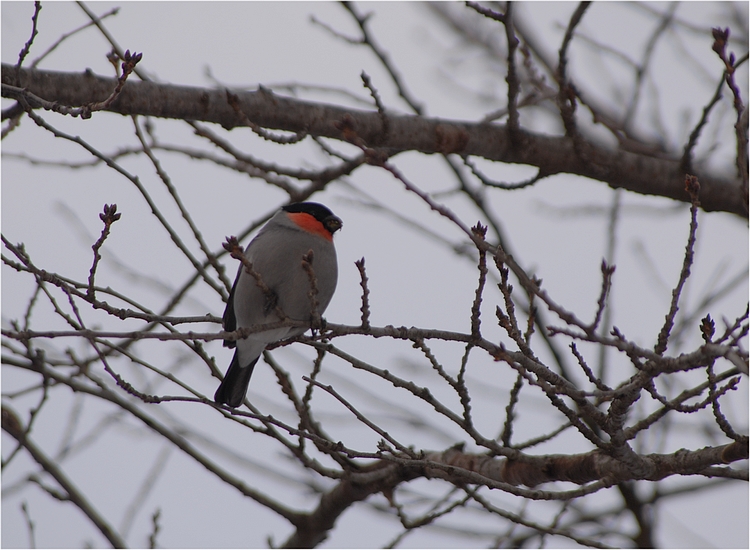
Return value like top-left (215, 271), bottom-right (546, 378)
top-left (286, 212), bottom-right (333, 241)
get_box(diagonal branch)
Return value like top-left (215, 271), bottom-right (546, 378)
top-left (2, 406), bottom-right (127, 549)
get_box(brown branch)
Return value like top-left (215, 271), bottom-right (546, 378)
top-left (571, 343), bottom-right (612, 392)
top-left (87, 203), bottom-right (120, 299)
top-left (15, 2), bottom-right (42, 75)
top-left (423, 442), bottom-right (748, 488)
top-left (681, 61), bottom-right (726, 175)
top-left (7, 50), bottom-right (141, 120)
top-left (360, 71), bottom-right (389, 143)
top-left (503, 2), bottom-right (521, 135)
top-left (465, 2), bottom-right (505, 23)
top-left (654, 176), bottom-right (700, 355)
top-left (589, 260), bottom-right (615, 334)
top-left (711, 28), bottom-right (749, 196)
top-left (226, 89), bottom-right (308, 144)
top-left (556, 2), bottom-right (591, 141)
top-left (354, 257), bottom-right (371, 329)
top-left (469, 223), bottom-right (488, 339)
top-left (3, 235), bottom-right (222, 326)
top-left (303, 376), bottom-right (415, 457)
top-left (622, 3), bottom-right (678, 131)
top-left (31, 7), bottom-right (120, 69)
top-left (464, 156), bottom-right (548, 190)
top-left (2, 64), bottom-right (745, 217)
top-left (500, 373), bottom-right (524, 447)
top-left (340, 1), bottom-right (424, 115)
top-left (1, 323), bottom-right (300, 345)
top-left (280, 462), bottom-right (419, 548)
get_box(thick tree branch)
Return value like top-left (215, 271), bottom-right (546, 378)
top-left (2, 64), bottom-right (745, 217)
top-left (276, 436), bottom-right (750, 548)
top-left (422, 442), bottom-right (749, 488)
top-left (281, 463), bottom-right (419, 548)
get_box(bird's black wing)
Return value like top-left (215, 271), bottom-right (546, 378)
top-left (222, 265), bottom-right (241, 349)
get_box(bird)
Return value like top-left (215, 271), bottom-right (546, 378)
top-left (214, 202), bottom-right (342, 407)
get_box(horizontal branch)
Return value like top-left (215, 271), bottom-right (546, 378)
top-left (422, 442), bottom-right (749, 488)
top-left (4, 322), bottom-right (743, 386)
top-left (2, 64), bottom-right (746, 217)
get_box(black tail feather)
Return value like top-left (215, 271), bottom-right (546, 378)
top-left (214, 352), bottom-right (258, 407)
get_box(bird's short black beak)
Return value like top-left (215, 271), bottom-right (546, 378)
top-left (325, 215), bottom-right (343, 234)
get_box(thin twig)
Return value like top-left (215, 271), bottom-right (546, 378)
top-left (340, 1), bottom-right (424, 114)
top-left (589, 260), bottom-right (615, 335)
top-left (360, 71), bottom-right (389, 143)
top-left (464, 157), bottom-right (548, 190)
top-left (654, 176), bottom-right (700, 355)
top-left (469, 222), bottom-right (488, 339)
top-left (87, 204), bottom-right (120, 299)
top-left (500, 373), bottom-right (524, 447)
top-left (302, 376), bottom-right (416, 457)
top-left (15, 2), bottom-right (42, 76)
top-left (354, 257), bottom-right (371, 329)
top-left (31, 7), bottom-right (120, 68)
top-left (557, 2), bottom-right (591, 140)
top-left (503, 2), bottom-right (521, 134)
top-left (226, 89), bottom-right (309, 144)
top-left (711, 28), bottom-right (748, 194)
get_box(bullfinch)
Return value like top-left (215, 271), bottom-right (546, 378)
top-left (214, 202), bottom-right (342, 407)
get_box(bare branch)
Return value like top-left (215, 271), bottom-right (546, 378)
top-left (3, 64), bottom-right (745, 216)
top-left (2, 405), bottom-right (127, 548)
top-left (15, 2), bottom-right (42, 75)
top-left (654, 176), bottom-right (701, 355)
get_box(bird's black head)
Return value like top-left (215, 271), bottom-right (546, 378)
top-left (283, 202), bottom-right (342, 234)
